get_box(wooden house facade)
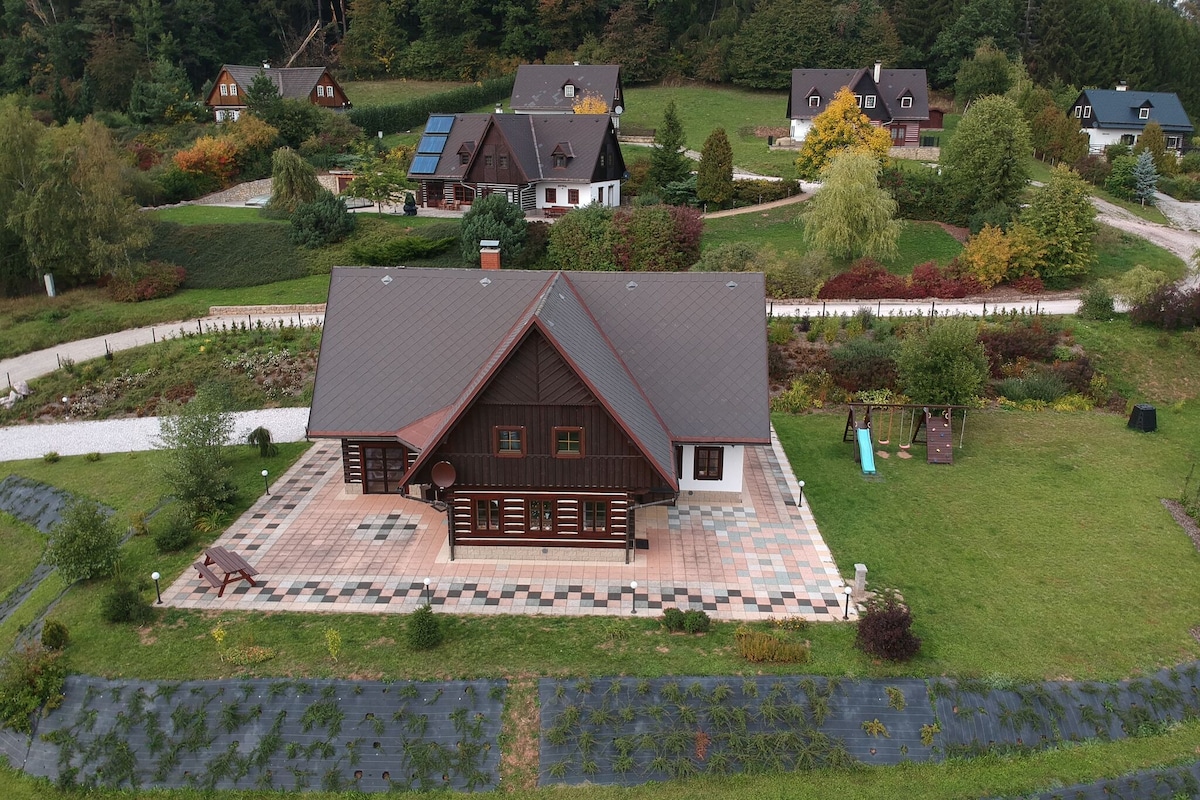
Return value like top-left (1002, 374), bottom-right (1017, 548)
top-left (307, 268), bottom-right (770, 556)
top-left (205, 65), bottom-right (350, 121)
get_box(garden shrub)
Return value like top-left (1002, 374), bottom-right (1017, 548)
top-left (957, 226), bottom-right (1011, 289)
top-left (730, 178), bottom-right (803, 205)
top-left (511, 220), bottom-right (551, 269)
top-left (691, 241), bottom-right (757, 272)
top-left (978, 321), bottom-right (1060, 377)
top-left (153, 508), bottom-right (194, 553)
top-left (879, 165), bottom-right (951, 222)
top-left (909, 261), bottom-right (982, 298)
top-left (350, 234), bottom-right (456, 265)
top-left (1011, 274), bottom-right (1045, 294)
top-left (1158, 174), bottom-right (1200, 202)
top-left (994, 370), bottom-right (1070, 402)
top-left (764, 249), bottom-right (833, 299)
top-left (855, 591), bottom-right (921, 662)
top-left (1049, 354), bottom-right (1096, 395)
top-left (158, 386), bottom-right (236, 517)
top-left (770, 370), bottom-right (838, 412)
top-left (42, 451), bottom-right (60, 463)
top-left (682, 609), bottom-right (711, 634)
top-left (172, 136), bottom-right (239, 187)
top-left (611, 204), bottom-right (703, 272)
top-left (734, 627), bottom-right (811, 664)
top-left (1105, 265), bottom-right (1171, 307)
top-left (1105, 155), bottom-right (1137, 200)
top-left (289, 190), bottom-right (356, 248)
top-left (896, 318), bottom-right (989, 405)
top-left (1077, 284), bottom-right (1116, 320)
top-left (818, 259), bottom-right (909, 300)
top-left (45, 499), bottom-right (120, 584)
top-left (106, 260), bottom-right (186, 302)
top-left (41, 620), bottom-right (69, 651)
top-left (406, 604), bottom-right (443, 650)
top-left (662, 608), bottom-right (686, 632)
top-left (768, 319), bottom-right (795, 345)
top-left (1179, 151), bottom-right (1200, 174)
top-left (767, 344), bottom-right (791, 382)
top-left (1129, 285), bottom-right (1200, 330)
top-left (0, 645), bottom-right (67, 733)
top-left (1072, 154), bottom-right (1111, 186)
top-left (459, 192), bottom-right (528, 266)
top-left (100, 578), bottom-right (154, 624)
top-left (828, 337), bottom-right (899, 393)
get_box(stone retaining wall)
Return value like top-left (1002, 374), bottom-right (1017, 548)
top-left (195, 174), bottom-right (341, 205)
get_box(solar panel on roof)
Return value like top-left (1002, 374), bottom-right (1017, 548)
top-left (425, 115), bottom-right (454, 134)
top-left (417, 134), bottom-right (447, 154)
top-left (409, 155), bottom-right (440, 174)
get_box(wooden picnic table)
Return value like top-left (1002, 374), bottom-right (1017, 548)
top-left (194, 546), bottom-right (259, 597)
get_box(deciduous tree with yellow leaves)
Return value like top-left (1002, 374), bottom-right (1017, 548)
top-left (572, 91), bottom-right (609, 114)
top-left (794, 87), bottom-right (892, 180)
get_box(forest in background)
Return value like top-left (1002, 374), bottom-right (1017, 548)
top-left (3, 0), bottom-right (1200, 120)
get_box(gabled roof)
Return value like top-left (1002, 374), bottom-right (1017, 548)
top-left (217, 65), bottom-right (335, 102)
top-left (308, 269), bottom-right (770, 457)
top-left (408, 113), bottom-right (618, 184)
top-left (787, 68), bottom-right (930, 123)
top-left (510, 64), bottom-right (623, 113)
top-left (1076, 89), bottom-right (1194, 133)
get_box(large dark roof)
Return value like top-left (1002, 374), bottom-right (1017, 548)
top-left (409, 113), bottom-right (617, 183)
top-left (308, 268), bottom-right (769, 455)
top-left (787, 68), bottom-right (929, 123)
top-left (221, 65), bottom-right (331, 101)
top-left (1077, 89), bottom-right (1194, 133)
top-left (511, 65), bottom-right (622, 112)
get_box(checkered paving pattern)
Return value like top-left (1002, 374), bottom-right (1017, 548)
top-left (163, 430), bottom-right (851, 620)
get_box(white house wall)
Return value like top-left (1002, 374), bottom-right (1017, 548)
top-left (677, 444), bottom-right (744, 494)
top-left (1085, 128), bottom-right (1132, 152)
top-left (534, 181), bottom-right (620, 209)
top-left (790, 119), bottom-right (814, 141)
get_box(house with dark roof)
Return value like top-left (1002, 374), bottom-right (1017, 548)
top-left (1070, 86), bottom-right (1194, 153)
top-left (306, 267), bottom-right (769, 558)
top-left (787, 63), bottom-right (931, 146)
top-left (510, 64), bottom-right (624, 121)
top-left (407, 113), bottom-right (625, 212)
top-left (205, 64), bottom-right (350, 122)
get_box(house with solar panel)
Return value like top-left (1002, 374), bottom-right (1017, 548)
top-left (205, 64), bottom-right (351, 122)
top-left (408, 113), bottom-right (625, 213)
top-left (1069, 85), bottom-right (1195, 154)
top-left (787, 63), bottom-right (930, 146)
top-left (306, 266), bottom-right (769, 559)
top-left (509, 64), bottom-right (624, 121)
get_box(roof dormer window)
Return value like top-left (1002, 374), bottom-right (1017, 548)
top-left (1139, 107), bottom-right (1150, 120)
top-left (865, 95), bottom-right (876, 109)
top-left (551, 141), bottom-right (574, 169)
top-left (808, 95), bottom-right (820, 108)
top-left (553, 154), bottom-right (566, 168)
top-left (229, 83), bottom-right (237, 96)
top-left (564, 84), bottom-right (575, 98)
top-left (900, 96), bottom-right (912, 109)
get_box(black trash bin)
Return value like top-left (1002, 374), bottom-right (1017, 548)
top-left (1128, 403), bottom-right (1157, 432)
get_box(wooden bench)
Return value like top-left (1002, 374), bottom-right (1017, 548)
top-left (194, 546), bottom-right (259, 597)
top-left (543, 206), bottom-right (571, 218)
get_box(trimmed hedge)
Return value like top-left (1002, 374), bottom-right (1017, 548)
top-left (348, 75), bottom-right (516, 135)
top-left (147, 221), bottom-right (309, 289)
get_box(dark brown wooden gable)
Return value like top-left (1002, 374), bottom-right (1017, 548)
top-left (590, 125), bottom-right (625, 183)
top-left (852, 72), bottom-right (888, 124)
top-left (206, 69), bottom-right (239, 107)
top-left (464, 121), bottom-right (529, 185)
top-left (478, 328), bottom-right (594, 406)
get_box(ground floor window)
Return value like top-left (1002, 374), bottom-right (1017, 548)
top-left (545, 187), bottom-right (557, 204)
top-left (582, 501), bottom-right (608, 532)
top-left (1120, 134), bottom-right (1137, 145)
top-left (528, 500), bottom-right (554, 531)
top-left (474, 499), bottom-right (501, 531)
top-left (363, 444), bottom-right (408, 494)
top-left (454, 184), bottom-right (474, 203)
top-left (890, 125), bottom-right (906, 144)
top-left (568, 188), bottom-right (579, 204)
top-left (694, 446), bottom-right (724, 480)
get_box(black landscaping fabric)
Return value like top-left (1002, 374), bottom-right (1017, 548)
top-left (1017, 761), bottom-right (1200, 800)
top-left (0, 474), bottom-right (113, 533)
top-left (27, 676), bottom-right (505, 792)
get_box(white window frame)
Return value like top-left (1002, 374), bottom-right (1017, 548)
top-left (1139, 107), bottom-right (1150, 120)
top-left (316, 85), bottom-right (325, 97)
top-left (1167, 135), bottom-right (1181, 149)
top-left (901, 96), bottom-right (912, 109)
top-left (808, 95), bottom-right (820, 108)
top-left (1074, 105), bottom-right (1082, 118)
top-left (1083, 105), bottom-right (1091, 118)
top-left (854, 94), bottom-right (863, 107)
top-left (220, 84), bottom-right (228, 96)
top-left (865, 95), bottom-right (876, 109)
top-left (229, 83), bottom-right (238, 96)
top-left (564, 84), bottom-right (575, 98)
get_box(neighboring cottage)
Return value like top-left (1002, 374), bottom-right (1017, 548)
top-left (306, 267), bottom-right (769, 556)
top-left (407, 113), bottom-right (625, 212)
top-left (1070, 86), bottom-right (1194, 153)
top-left (510, 64), bottom-right (624, 120)
top-left (205, 64), bottom-right (350, 122)
top-left (787, 63), bottom-right (931, 146)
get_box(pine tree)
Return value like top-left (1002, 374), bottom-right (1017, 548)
top-left (1132, 150), bottom-right (1159, 207)
top-left (696, 128), bottom-right (734, 208)
top-left (794, 87), bottom-right (893, 181)
top-left (649, 101), bottom-right (691, 189)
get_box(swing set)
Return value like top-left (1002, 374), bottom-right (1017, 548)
top-left (842, 403), bottom-right (968, 470)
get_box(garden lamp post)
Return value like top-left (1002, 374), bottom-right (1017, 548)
top-left (630, 581), bottom-right (638, 615)
top-left (798, 480), bottom-right (805, 507)
top-left (261, 469), bottom-right (270, 495)
top-left (152, 571), bottom-right (162, 604)
top-left (61, 396), bottom-right (69, 417)
top-left (843, 585), bottom-right (853, 620)
top-left (423, 577), bottom-right (431, 606)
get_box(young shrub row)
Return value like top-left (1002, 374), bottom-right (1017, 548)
top-left (734, 627), bottom-right (811, 664)
top-left (662, 608), bottom-right (711, 634)
top-left (817, 260), bottom-right (981, 301)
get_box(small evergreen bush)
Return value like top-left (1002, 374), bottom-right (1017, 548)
top-left (855, 590), bottom-right (922, 662)
top-left (100, 579), bottom-right (154, 624)
top-left (0, 645), bottom-right (67, 733)
top-left (829, 338), bottom-right (899, 393)
top-left (994, 370), bottom-right (1070, 402)
top-left (406, 604), bottom-right (443, 650)
top-left (289, 190), bottom-right (357, 248)
top-left (41, 620), bottom-right (69, 651)
top-left (43, 451), bottom-right (60, 463)
top-left (153, 509), bottom-right (194, 553)
top-left (662, 607), bottom-right (686, 632)
top-left (682, 609), bottom-right (711, 634)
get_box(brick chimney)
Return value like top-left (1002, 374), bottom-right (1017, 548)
top-left (480, 239), bottom-right (501, 270)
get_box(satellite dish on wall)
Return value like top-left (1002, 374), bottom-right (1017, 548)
top-left (613, 105), bottom-right (624, 116)
top-left (431, 461), bottom-right (457, 489)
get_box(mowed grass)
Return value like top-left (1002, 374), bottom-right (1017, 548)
top-left (703, 206), bottom-right (963, 271)
top-left (148, 206), bottom-right (286, 225)
top-left (620, 84), bottom-right (798, 177)
top-left (774, 403), bottom-right (1200, 681)
top-left (2, 720), bottom-right (1200, 800)
top-left (0, 512), bottom-right (44, 602)
top-left (341, 79), bottom-right (473, 107)
top-left (1092, 225), bottom-right (1187, 281)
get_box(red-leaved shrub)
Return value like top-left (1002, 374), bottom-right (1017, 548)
top-left (855, 590), bottom-right (921, 663)
top-left (1010, 274), bottom-right (1045, 295)
top-left (977, 320), bottom-right (1060, 377)
top-left (107, 261), bottom-right (187, 302)
top-left (818, 259), bottom-right (911, 299)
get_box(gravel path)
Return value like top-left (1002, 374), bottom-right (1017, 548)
top-left (1090, 194), bottom-right (1200, 288)
top-left (0, 407), bottom-right (310, 463)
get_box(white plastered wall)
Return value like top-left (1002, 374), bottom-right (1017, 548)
top-left (677, 444), bottom-right (744, 494)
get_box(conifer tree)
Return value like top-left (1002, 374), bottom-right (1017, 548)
top-left (649, 101), bottom-right (691, 189)
top-left (1132, 150), bottom-right (1159, 207)
top-left (696, 128), bottom-right (733, 207)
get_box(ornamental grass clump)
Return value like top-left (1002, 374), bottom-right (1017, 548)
top-left (734, 626), bottom-right (811, 664)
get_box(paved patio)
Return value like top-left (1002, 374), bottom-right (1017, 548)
top-left (162, 428), bottom-right (851, 620)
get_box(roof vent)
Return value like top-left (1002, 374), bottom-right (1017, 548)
top-left (726, 280), bottom-right (738, 288)
top-left (381, 275), bottom-right (393, 285)
top-left (479, 277), bottom-right (492, 286)
top-left (626, 281), bottom-right (638, 290)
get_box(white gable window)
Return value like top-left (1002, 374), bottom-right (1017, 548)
top-left (865, 95), bottom-right (876, 109)
top-left (854, 94), bottom-right (863, 107)
top-left (1083, 105), bottom-right (1091, 118)
top-left (808, 95), bottom-right (820, 108)
top-left (901, 96), bottom-right (912, 109)
top-left (1139, 107), bottom-right (1150, 120)
top-left (564, 84), bottom-right (575, 98)
top-left (229, 83), bottom-right (238, 96)
top-left (1074, 105), bottom-right (1082, 118)
top-left (316, 85), bottom-right (325, 97)
top-left (220, 84), bottom-right (228, 96)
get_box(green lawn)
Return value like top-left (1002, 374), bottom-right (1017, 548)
top-left (0, 512), bottom-right (44, 602)
top-left (149, 206), bottom-right (286, 225)
top-left (1092, 224), bottom-right (1187, 282)
top-left (341, 79), bottom-right (473, 107)
top-left (703, 207), bottom-right (963, 271)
